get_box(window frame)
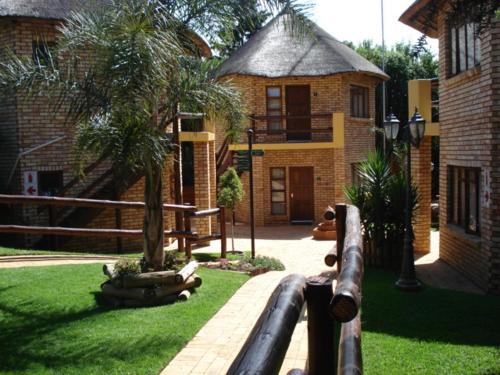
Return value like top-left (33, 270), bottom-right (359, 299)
top-left (350, 85), bottom-right (369, 119)
top-left (270, 167), bottom-right (286, 216)
top-left (447, 166), bottom-right (480, 235)
top-left (38, 170), bottom-right (63, 197)
top-left (266, 86), bottom-right (283, 134)
top-left (449, 21), bottom-right (481, 76)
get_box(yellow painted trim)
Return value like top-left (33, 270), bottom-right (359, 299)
top-left (426, 122), bottom-right (439, 136)
top-left (408, 79), bottom-right (432, 125)
top-left (332, 112), bottom-right (345, 148)
top-left (179, 131), bottom-right (215, 142)
top-left (229, 142), bottom-right (335, 151)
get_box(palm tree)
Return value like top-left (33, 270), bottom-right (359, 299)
top-left (0, 0), bottom-right (309, 271)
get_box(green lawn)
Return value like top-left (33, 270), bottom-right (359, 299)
top-left (0, 246), bottom-right (247, 262)
top-left (0, 264), bottom-right (249, 374)
top-left (362, 269), bottom-right (500, 375)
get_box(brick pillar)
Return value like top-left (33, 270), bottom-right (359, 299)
top-left (411, 136), bottom-right (432, 253)
top-left (252, 156), bottom-right (265, 226)
top-left (194, 142), bottom-right (212, 235)
top-left (209, 141), bottom-right (218, 233)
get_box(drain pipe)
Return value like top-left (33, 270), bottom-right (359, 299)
top-left (5, 135), bottom-right (66, 191)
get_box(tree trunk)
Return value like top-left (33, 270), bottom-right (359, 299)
top-left (144, 162), bottom-right (165, 271)
top-left (231, 209), bottom-right (235, 253)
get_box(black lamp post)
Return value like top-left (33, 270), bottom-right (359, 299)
top-left (384, 108), bottom-right (425, 291)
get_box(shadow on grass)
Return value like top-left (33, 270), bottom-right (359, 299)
top-left (362, 268), bottom-right (500, 347)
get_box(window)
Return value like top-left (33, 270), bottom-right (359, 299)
top-left (350, 85), bottom-right (369, 118)
top-left (32, 41), bottom-right (56, 67)
top-left (448, 166), bottom-right (480, 235)
top-left (266, 86), bottom-right (283, 132)
top-left (270, 168), bottom-right (286, 215)
top-left (450, 22), bottom-right (480, 76)
top-left (38, 171), bottom-right (63, 197)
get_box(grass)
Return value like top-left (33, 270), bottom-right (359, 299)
top-left (0, 264), bottom-right (249, 374)
top-left (362, 269), bottom-right (500, 375)
top-left (0, 246), bottom-right (248, 262)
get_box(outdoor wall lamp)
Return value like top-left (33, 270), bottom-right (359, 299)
top-left (383, 108), bottom-right (426, 291)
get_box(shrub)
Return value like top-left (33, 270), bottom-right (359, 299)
top-left (243, 255), bottom-right (285, 271)
top-left (115, 258), bottom-right (140, 276)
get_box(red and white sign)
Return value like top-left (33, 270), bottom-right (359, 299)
top-left (23, 171), bottom-right (38, 196)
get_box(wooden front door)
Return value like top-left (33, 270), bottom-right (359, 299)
top-left (289, 167), bottom-right (314, 222)
top-left (285, 85), bottom-right (311, 141)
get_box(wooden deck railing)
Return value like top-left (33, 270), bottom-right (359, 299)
top-left (228, 203), bottom-right (364, 375)
top-left (0, 194), bottom-right (226, 257)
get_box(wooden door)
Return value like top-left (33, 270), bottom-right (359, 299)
top-left (289, 167), bottom-right (314, 222)
top-left (285, 85), bottom-right (311, 141)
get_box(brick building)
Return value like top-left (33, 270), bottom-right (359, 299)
top-left (215, 14), bottom-right (388, 225)
top-left (0, 1), bottom-right (217, 252)
top-left (400, 0), bottom-right (500, 293)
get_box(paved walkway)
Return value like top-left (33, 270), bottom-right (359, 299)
top-left (0, 254), bottom-right (120, 268)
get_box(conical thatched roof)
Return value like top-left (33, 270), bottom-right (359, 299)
top-left (0, 0), bottom-right (106, 20)
top-left (217, 14), bottom-right (388, 80)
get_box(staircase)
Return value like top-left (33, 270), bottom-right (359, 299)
top-left (216, 136), bottom-right (233, 182)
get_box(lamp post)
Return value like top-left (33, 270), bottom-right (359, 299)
top-left (384, 108), bottom-right (426, 291)
top-left (247, 128), bottom-right (256, 259)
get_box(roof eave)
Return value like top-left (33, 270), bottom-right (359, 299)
top-left (399, 0), bottom-right (439, 39)
top-left (217, 69), bottom-right (389, 81)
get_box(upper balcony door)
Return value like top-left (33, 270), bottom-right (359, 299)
top-left (285, 85), bottom-right (311, 141)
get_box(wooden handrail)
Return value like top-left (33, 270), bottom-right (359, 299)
top-left (216, 136), bottom-right (231, 168)
top-left (250, 113), bottom-right (333, 121)
top-left (338, 312), bottom-right (363, 375)
top-left (0, 195), bottom-right (197, 211)
top-left (58, 155), bottom-right (108, 197)
top-left (0, 225), bottom-right (197, 239)
top-left (227, 274), bottom-right (307, 375)
top-left (188, 208), bottom-right (220, 217)
top-left (329, 204), bottom-right (363, 323)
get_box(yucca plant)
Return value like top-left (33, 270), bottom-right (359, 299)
top-left (345, 150), bottom-right (419, 268)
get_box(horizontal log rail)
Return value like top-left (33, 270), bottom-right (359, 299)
top-left (188, 208), bottom-right (220, 217)
top-left (329, 204), bottom-right (363, 323)
top-left (0, 225), bottom-right (197, 239)
top-left (0, 195), bottom-right (197, 212)
top-left (227, 274), bottom-right (307, 375)
top-left (338, 312), bottom-right (363, 375)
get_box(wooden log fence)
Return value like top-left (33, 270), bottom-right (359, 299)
top-left (228, 204), bottom-right (364, 375)
top-left (0, 194), bottom-right (227, 257)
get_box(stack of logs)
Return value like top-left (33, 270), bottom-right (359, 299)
top-left (312, 206), bottom-right (337, 241)
top-left (100, 261), bottom-right (202, 307)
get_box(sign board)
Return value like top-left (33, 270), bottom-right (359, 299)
top-left (23, 171), bottom-right (38, 196)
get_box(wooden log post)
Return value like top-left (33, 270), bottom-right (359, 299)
top-left (178, 290), bottom-right (191, 301)
top-left (48, 205), bottom-right (58, 250)
top-left (335, 204), bottom-right (347, 274)
top-left (324, 247), bottom-right (337, 267)
top-left (227, 274), bottom-right (307, 375)
top-left (153, 274), bottom-right (202, 298)
top-left (330, 205), bottom-right (363, 323)
top-left (175, 261), bottom-right (198, 284)
top-left (184, 210), bottom-right (192, 260)
top-left (173, 115), bottom-right (185, 253)
top-left (305, 275), bottom-right (335, 375)
top-left (323, 205), bottom-right (336, 221)
top-left (220, 206), bottom-right (227, 259)
top-left (101, 282), bottom-right (155, 300)
top-left (103, 263), bottom-right (117, 279)
top-left (338, 312), bottom-right (363, 375)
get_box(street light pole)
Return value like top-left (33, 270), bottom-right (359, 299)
top-left (247, 128), bottom-right (256, 259)
top-left (395, 138), bottom-right (421, 291)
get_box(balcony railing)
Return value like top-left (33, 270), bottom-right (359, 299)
top-left (247, 113), bottom-right (333, 143)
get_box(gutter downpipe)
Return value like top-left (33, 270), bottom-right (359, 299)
top-left (5, 136), bottom-right (66, 191)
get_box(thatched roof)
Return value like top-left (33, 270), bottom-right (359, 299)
top-left (217, 14), bottom-right (389, 80)
top-left (0, 0), bottom-right (212, 57)
top-left (0, 0), bottom-right (106, 20)
top-left (399, 0), bottom-right (439, 38)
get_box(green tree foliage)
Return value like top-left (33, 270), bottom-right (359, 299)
top-left (218, 167), bottom-right (244, 254)
top-left (345, 40), bottom-right (438, 124)
top-left (345, 150), bottom-right (419, 268)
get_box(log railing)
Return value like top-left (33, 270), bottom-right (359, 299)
top-left (228, 203), bottom-right (363, 375)
top-left (0, 195), bottom-right (227, 258)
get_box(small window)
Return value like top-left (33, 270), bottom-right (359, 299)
top-left (448, 166), bottom-right (480, 235)
top-left (449, 22), bottom-right (481, 76)
top-left (38, 171), bottom-right (63, 197)
top-left (32, 41), bottom-right (56, 67)
top-left (350, 85), bottom-right (369, 118)
top-left (266, 86), bottom-right (283, 133)
top-left (271, 167), bottom-right (286, 215)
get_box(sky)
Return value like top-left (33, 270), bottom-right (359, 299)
top-left (307, 0), bottom-right (439, 54)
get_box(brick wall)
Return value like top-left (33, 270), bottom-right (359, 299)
top-left (229, 73), bottom-right (379, 225)
top-left (435, 8), bottom-right (500, 293)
